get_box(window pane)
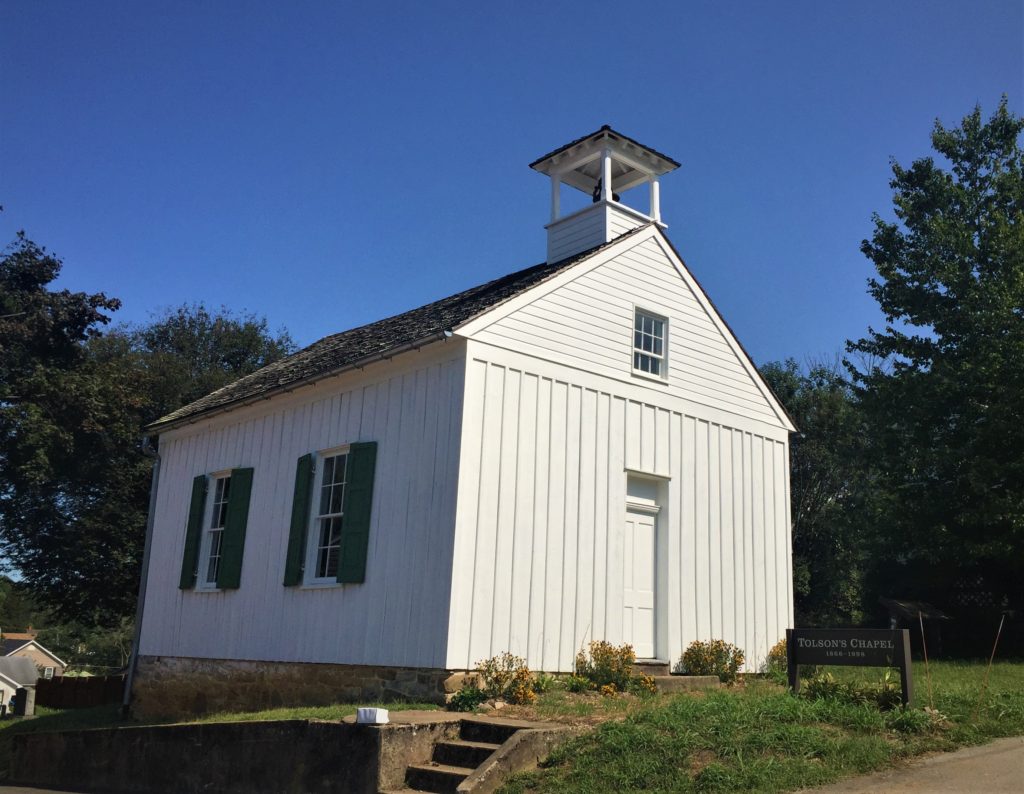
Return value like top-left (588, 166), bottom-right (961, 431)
top-left (329, 483), bottom-right (345, 513)
top-left (653, 338), bottom-right (662, 356)
top-left (650, 359), bottom-right (661, 376)
top-left (316, 516), bottom-right (342, 578)
top-left (331, 455), bottom-right (347, 486)
top-left (206, 528), bottom-right (223, 583)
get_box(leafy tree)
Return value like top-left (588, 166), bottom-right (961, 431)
top-left (125, 303), bottom-right (294, 421)
top-left (0, 234), bottom-right (132, 624)
top-left (1, 234), bottom-right (295, 626)
top-left (760, 359), bottom-right (868, 626)
top-left (846, 99), bottom-right (1024, 619)
top-left (0, 576), bottom-right (45, 633)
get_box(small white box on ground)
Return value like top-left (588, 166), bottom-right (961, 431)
top-left (356, 707), bottom-right (389, 724)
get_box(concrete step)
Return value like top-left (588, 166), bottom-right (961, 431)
top-left (432, 738), bottom-right (501, 768)
top-left (633, 659), bottom-right (671, 676)
top-left (405, 762), bottom-right (473, 793)
top-left (458, 716), bottom-right (526, 745)
top-left (653, 674), bottom-right (721, 693)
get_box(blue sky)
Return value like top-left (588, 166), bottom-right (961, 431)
top-left (2, 1), bottom-right (1020, 366)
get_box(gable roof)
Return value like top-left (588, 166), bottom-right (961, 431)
top-left (147, 228), bottom-right (648, 432)
top-left (0, 639), bottom-right (30, 656)
top-left (3, 638), bottom-right (67, 668)
top-left (0, 656), bottom-right (39, 686)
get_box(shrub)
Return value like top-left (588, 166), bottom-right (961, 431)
top-left (565, 674), bottom-right (594, 693)
top-left (630, 672), bottom-right (658, 696)
top-left (678, 640), bottom-right (745, 684)
top-left (575, 641), bottom-right (636, 692)
top-left (763, 638), bottom-right (788, 683)
top-left (800, 670), bottom-right (905, 712)
top-left (599, 683), bottom-right (618, 698)
top-left (475, 652), bottom-right (536, 704)
top-left (448, 684), bottom-right (487, 712)
top-left (532, 673), bottom-right (556, 694)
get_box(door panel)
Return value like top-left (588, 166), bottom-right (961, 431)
top-left (623, 510), bottom-right (656, 658)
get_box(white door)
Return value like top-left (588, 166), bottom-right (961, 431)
top-left (623, 508), bottom-right (657, 659)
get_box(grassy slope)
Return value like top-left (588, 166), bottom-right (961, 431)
top-left (502, 661), bottom-right (1024, 793)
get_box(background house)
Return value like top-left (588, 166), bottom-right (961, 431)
top-left (0, 657), bottom-right (39, 715)
top-left (133, 127), bottom-right (794, 714)
top-left (1, 632), bottom-right (66, 679)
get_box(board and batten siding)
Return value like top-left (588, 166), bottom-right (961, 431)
top-left (445, 347), bottom-right (792, 673)
top-left (470, 232), bottom-right (784, 428)
top-left (140, 344), bottom-right (466, 670)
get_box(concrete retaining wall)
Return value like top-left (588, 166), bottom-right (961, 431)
top-left (12, 718), bottom-right (460, 794)
top-left (131, 655), bottom-right (454, 720)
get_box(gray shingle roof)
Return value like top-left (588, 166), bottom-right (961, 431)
top-left (0, 639), bottom-right (29, 656)
top-left (148, 227), bottom-right (649, 432)
top-left (0, 656), bottom-right (39, 686)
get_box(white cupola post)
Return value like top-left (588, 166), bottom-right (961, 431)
top-left (530, 125), bottom-right (680, 264)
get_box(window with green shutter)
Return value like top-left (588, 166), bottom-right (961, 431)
top-left (284, 442), bottom-right (377, 587)
top-left (182, 467), bottom-right (254, 591)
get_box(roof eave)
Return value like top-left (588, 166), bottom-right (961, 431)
top-left (144, 329), bottom-right (454, 436)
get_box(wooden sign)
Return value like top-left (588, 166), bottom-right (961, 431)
top-left (786, 628), bottom-right (913, 706)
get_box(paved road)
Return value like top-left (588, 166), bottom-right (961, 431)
top-left (804, 736), bottom-right (1024, 793)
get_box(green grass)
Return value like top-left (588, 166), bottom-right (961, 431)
top-left (500, 660), bottom-right (1024, 793)
top-left (189, 700), bottom-right (440, 724)
top-left (0, 699), bottom-right (440, 780)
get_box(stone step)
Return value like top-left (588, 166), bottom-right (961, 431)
top-left (405, 762), bottom-right (473, 793)
top-left (653, 674), bottom-right (721, 693)
top-left (432, 738), bottom-right (502, 768)
top-left (458, 716), bottom-right (526, 745)
top-left (633, 659), bottom-right (671, 676)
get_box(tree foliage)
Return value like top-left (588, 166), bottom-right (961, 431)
top-left (760, 359), bottom-right (867, 626)
top-left (0, 235), bottom-right (295, 626)
top-left (846, 99), bottom-right (1024, 615)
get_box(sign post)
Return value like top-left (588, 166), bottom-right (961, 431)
top-left (786, 628), bottom-right (913, 706)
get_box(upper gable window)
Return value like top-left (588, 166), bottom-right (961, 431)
top-left (633, 310), bottom-right (667, 378)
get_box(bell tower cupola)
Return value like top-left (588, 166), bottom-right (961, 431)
top-left (530, 125), bottom-right (680, 264)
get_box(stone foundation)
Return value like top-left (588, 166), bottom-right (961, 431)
top-left (131, 655), bottom-right (457, 721)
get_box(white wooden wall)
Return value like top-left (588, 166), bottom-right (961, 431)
top-left (140, 343), bottom-right (466, 670)
top-left (447, 228), bottom-right (793, 672)
top-left (471, 232), bottom-right (784, 427)
top-left (445, 347), bottom-right (791, 673)
top-left (547, 205), bottom-right (609, 264)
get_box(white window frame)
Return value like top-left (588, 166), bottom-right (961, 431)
top-left (196, 471), bottom-right (232, 591)
top-left (632, 307), bottom-right (669, 380)
top-left (304, 446), bottom-right (351, 586)
top-left (43, 666), bottom-right (54, 680)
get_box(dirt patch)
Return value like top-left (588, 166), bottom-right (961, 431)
top-left (689, 749), bottom-right (718, 775)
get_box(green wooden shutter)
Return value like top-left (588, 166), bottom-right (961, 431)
top-left (179, 475), bottom-right (207, 589)
top-left (216, 467), bottom-right (254, 589)
top-left (337, 442), bottom-right (377, 584)
top-left (283, 454), bottom-right (315, 586)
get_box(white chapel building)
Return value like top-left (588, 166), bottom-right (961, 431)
top-left (133, 127), bottom-right (795, 710)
